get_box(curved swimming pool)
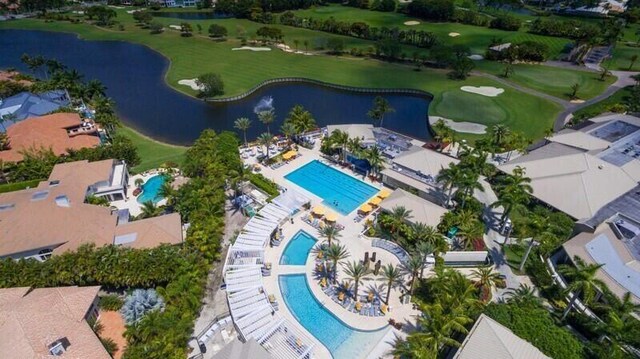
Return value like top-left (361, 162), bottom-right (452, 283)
top-left (280, 230), bottom-right (317, 265)
top-left (136, 175), bottom-right (166, 204)
top-left (279, 274), bottom-right (389, 359)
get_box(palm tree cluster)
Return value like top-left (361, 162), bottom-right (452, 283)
top-left (491, 165), bottom-right (533, 231)
top-left (320, 129), bottom-right (386, 179)
top-left (394, 267), bottom-right (482, 358)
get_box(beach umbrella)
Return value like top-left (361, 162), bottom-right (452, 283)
top-left (369, 197), bottom-right (382, 206)
top-left (313, 205), bottom-right (326, 216)
top-left (359, 204), bottom-right (372, 213)
top-left (325, 212), bottom-right (338, 222)
top-left (378, 188), bottom-right (392, 199)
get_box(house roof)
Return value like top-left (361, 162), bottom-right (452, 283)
top-left (549, 129), bottom-right (610, 151)
top-left (0, 71), bottom-right (33, 86)
top-left (0, 159), bottom-right (183, 258)
top-left (0, 286), bottom-right (110, 359)
top-left (379, 188), bottom-right (447, 227)
top-left (453, 314), bottom-right (550, 359)
top-left (0, 112), bottom-right (100, 162)
top-left (499, 142), bottom-right (639, 220)
top-left (326, 124), bottom-right (375, 144)
top-left (562, 222), bottom-right (640, 304)
top-left (0, 90), bottom-right (69, 123)
top-left (392, 146), bottom-right (458, 175)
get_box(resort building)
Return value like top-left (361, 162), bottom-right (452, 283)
top-left (550, 213), bottom-right (640, 304)
top-left (499, 114), bottom-right (640, 223)
top-left (381, 146), bottom-right (458, 203)
top-left (379, 188), bottom-right (447, 228)
top-left (0, 159), bottom-right (183, 261)
top-left (0, 285), bottom-right (110, 359)
top-left (326, 124), bottom-right (376, 146)
top-left (0, 112), bottom-right (100, 163)
top-left (0, 90), bottom-right (70, 123)
top-left (452, 314), bottom-right (550, 359)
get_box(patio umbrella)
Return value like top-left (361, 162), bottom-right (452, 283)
top-left (359, 204), bottom-right (372, 213)
top-left (369, 197), bottom-right (382, 206)
top-left (282, 150), bottom-right (297, 160)
top-left (325, 212), bottom-right (338, 222)
top-left (378, 188), bottom-right (392, 199)
top-left (313, 205), bottom-right (326, 216)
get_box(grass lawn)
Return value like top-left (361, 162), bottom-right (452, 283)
top-left (119, 126), bottom-right (187, 173)
top-left (0, 11), bottom-right (563, 141)
top-left (571, 86), bottom-right (635, 121)
top-left (475, 61), bottom-right (616, 100)
top-left (503, 243), bottom-right (526, 274)
top-left (607, 45), bottom-right (640, 71)
top-left (292, 4), bottom-right (572, 58)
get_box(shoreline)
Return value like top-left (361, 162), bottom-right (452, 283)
top-left (121, 125), bottom-right (190, 149)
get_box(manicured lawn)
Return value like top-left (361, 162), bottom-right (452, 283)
top-left (475, 61), bottom-right (616, 100)
top-left (571, 86), bottom-right (634, 121)
top-left (608, 45), bottom-right (640, 71)
top-left (503, 243), bottom-right (526, 274)
top-left (0, 12), bottom-right (563, 141)
top-left (119, 126), bottom-right (187, 173)
top-left (292, 5), bottom-right (572, 58)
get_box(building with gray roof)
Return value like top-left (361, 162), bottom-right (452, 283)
top-left (0, 90), bottom-right (70, 128)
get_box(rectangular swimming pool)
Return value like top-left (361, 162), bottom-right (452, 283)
top-left (280, 230), bottom-right (317, 265)
top-left (284, 160), bottom-right (378, 215)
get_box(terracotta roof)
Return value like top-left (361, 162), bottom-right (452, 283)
top-left (113, 212), bottom-right (183, 249)
top-left (0, 71), bottom-right (32, 86)
top-left (0, 113), bottom-right (100, 163)
top-left (0, 286), bottom-right (110, 359)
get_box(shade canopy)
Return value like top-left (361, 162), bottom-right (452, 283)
top-left (282, 150), bottom-right (297, 160)
top-left (312, 205), bottom-right (326, 216)
top-left (378, 188), bottom-right (392, 198)
top-left (369, 197), bottom-right (382, 205)
top-left (359, 204), bottom-right (372, 213)
top-left (325, 213), bottom-right (338, 222)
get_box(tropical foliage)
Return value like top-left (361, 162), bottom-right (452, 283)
top-left (121, 289), bottom-right (165, 325)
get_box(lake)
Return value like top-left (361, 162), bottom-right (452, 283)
top-left (0, 29), bottom-right (432, 145)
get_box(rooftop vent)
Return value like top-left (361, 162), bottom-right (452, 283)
top-left (31, 191), bottom-right (49, 201)
top-left (49, 180), bottom-right (60, 187)
top-left (0, 203), bottom-right (15, 212)
top-left (55, 195), bottom-right (70, 207)
top-left (48, 337), bottom-right (70, 356)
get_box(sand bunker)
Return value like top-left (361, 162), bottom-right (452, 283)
top-left (126, 8), bottom-right (145, 13)
top-left (468, 54), bottom-right (484, 60)
top-left (461, 86), bottom-right (504, 97)
top-left (430, 116), bottom-right (487, 134)
top-left (570, 99), bottom-right (585, 104)
top-left (178, 79), bottom-right (204, 91)
top-left (449, 32), bottom-right (460, 37)
top-left (169, 25), bottom-right (181, 30)
top-left (275, 44), bottom-right (313, 55)
top-left (404, 21), bottom-right (420, 26)
top-left (232, 46), bottom-right (272, 52)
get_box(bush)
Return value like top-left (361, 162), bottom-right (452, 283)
top-left (99, 294), bottom-right (124, 311)
top-left (407, 0), bottom-right (455, 21)
top-left (121, 289), bottom-right (165, 325)
top-left (196, 73), bottom-right (224, 98)
top-left (100, 338), bottom-right (118, 357)
top-left (489, 15), bottom-right (521, 31)
top-left (484, 302), bottom-right (584, 359)
top-left (208, 24), bottom-right (228, 38)
top-left (248, 172), bottom-right (280, 197)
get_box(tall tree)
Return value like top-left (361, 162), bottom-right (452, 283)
top-left (324, 243), bottom-right (350, 284)
top-left (233, 117), bottom-right (251, 148)
top-left (285, 104), bottom-right (316, 135)
top-left (491, 166), bottom-right (533, 228)
top-left (364, 145), bottom-right (385, 178)
top-left (257, 109), bottom-right (275, 136)
top-left (343, 260), bottom-right (371, 300)
top-left (437, 162), bottom-right (465, 207)
top-left (380, 263), bottom-right (403, 305)
top-left (367, 96), bottom-right (395, 127)
top-left (558, 256), bottom-right (605, 320)
top-left (318, 224), bottom-right (342, 246)
top-left (388, 205), bottom-right (413, 234)
top-left (257, 132), bottom-right (272, 163)
top-left (403, 254), bottom-right (423, 296)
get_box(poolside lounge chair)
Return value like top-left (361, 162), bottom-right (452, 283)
top-left (360, 306), bottom-right (367, 315)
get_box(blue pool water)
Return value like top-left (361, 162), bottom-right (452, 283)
top-left (285, 160), bottom-right (378, 215)
top-left (280, 231), bottom-right (317, 265)
top-left (136, 175), bottom-right (166, 204)
top-left (279, 274), bottom-right (389, 359)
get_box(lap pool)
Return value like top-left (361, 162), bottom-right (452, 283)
top-left (279, 274), bottom-right (389, 359)
top-left (280, 230), bottom-right (317, 265)
top-left (284, 160), bottom-right (378, 215)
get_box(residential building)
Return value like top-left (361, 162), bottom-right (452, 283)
top-left (0, 90), bottom-right (70, 124)
top-left (0, 286), bottom-right (110, 359)
top-left (0, 159), bottom-right (183, 261)
top-left (379, 188), bottom-right (447, 228)
top-left (452, 314), bottom-right (550, 359)
top-left (551, 213), bottom-right (640, 304)
top-left (498, 114), bottom-right (640, 222)
top-left (0, 70), bottom-right (33, 86)
top-left (381, 146), bottom-right (458, 203)
top-left (0, 112), bottom-right (100, 163)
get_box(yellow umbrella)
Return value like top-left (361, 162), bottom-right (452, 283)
top-left (325, 212), bottom-right (338, 222)
top-left (378, 188), bottom-right (392, 199)
top-left (282, 150), bottom-right (297, 160)
top-left (312, 205), bottom-right (326, 216)
top-left (359, 204), bottom-right (372, 213)
top-left (369, 197), bottom-right (382, 206)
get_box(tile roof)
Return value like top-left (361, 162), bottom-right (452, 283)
top-left (392, 146), bottom-right (459, 176)
top-left (0, 90), bottom-right (69, 123)
top-left (453, 314), bottom-right (550, 359)
top-left (0, 286), bottom-right (110, 359)
top-left (0, 112), bottom-right (100, 163)
top-left (379, 188), bottom-right (447, 227)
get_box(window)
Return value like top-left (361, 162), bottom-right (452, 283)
top-left (49, 180), bottom-right (60, 187)
top-left (48, 338), bottom-right (70, 356)
top-left (38, 248), bottom-right (53, 261)
top-left (55, 195), bottom-right (70, 207)
top-left (31, 191), bottom-right (49, 201)
top-left (0, 203), bottom-right (15, 212)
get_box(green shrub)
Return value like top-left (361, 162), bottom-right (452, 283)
top-left (99, 294), bottom-right (124, 311)
top-left (248, 172), bottom-right (280, 197)
top-left (0, 179), bottom-right (42, 193)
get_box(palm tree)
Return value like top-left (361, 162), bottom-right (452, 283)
top-left (364, 145), bottom-right (385, 179)
top-left (280, 122), bottom-right (296, 145)
top-left (324, 243), bottom-right (350, 284)
top-left (436, 163), bottom-right (465, 207)
top-left (393, 336), bottom-right (436, 359)
top-left (140, 201), bottom-right (161, 219)
top-left (342, 260), bottom-right (371, 300)
top-left (330, 129), bottom-right (349, 162)
top-left (388, 205), bottom-right (413, 234)
top-left (596, 292), bottom-right (640, 319)
top-left (415, 241), bottom-right (435, 279)
top-left (234, 117), bottom-right (251, 148)
top-left (403, 254), bottom-right (423, 296)
top-left (491, 166), bottom-right (533, 228)
top-left (456, 169), bottom-right (484, 208)
top-left (158, 181), bottom-right (175, 207)
top-left (285, 104), bottom-right (316, 135)
top-left (380, 263), bottom-right (402, 305)
top-left (411, 302), bottom-right (472, 355)
top-left (318, 224), bottom-right (342, 246)
top-left (346, 137), bottom-right (363, 158)
top-left (505, 284), bottom-right (540, 306)
top-left (367, 96), bottom-right (395, 127)
top-left (470, 267), bottom-right (501, 295)
top-left (570, 82), bottom-right (580, 99)
top-left (84, 79), bottom-right (107, 100)
top-left (558, 256), bottom-right (606, 320)
top-left (257, 109), bottom-right (275, 135)
top-left (490, 124), bottom-right (510, 149)
top-left (257, 132), bottom-right (272, 163)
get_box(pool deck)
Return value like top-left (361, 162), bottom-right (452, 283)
top-left (246, 142), bottom-right (421, 359)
